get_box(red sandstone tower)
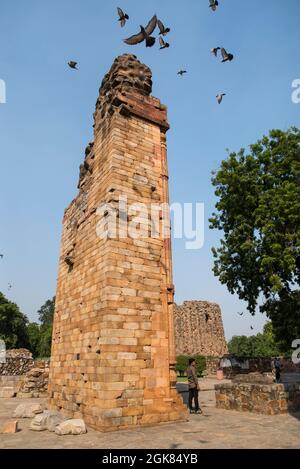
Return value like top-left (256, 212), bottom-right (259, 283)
top-left (48, 54), bottom-right (187, 431)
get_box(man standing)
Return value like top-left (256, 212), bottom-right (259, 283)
top-left (187, 358), bottom-right (202, 414)
top-left (274, 357), bottom-right (281, 383)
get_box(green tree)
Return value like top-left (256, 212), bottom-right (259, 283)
top-left (228, 322), bottom-right (281, 357)
top-left (38, 326), bottom-right (53, 358)
top-left (26, 322), bottom-right (41, 358)
top-left (176, 355), bottom-right (206, 377)
top-left (38, 297), bottom-right (55, 327)
top-left (210, 128), bottom-right (300, 350)
top-left (0, 292), bottom-right (29, 349)
top-left (37, 297), bottom-right (55, 358)
top-left (194, 355), bottom-right (206, 377)
top-left (227, 336), bottom-right (252, 356)
top-left (176, 355), bottom-right (189, 377)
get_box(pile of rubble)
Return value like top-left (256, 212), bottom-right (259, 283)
top-left (0, 403), bottom-right (87, 436)
top-left (0, 349), bottom-right (34, 376)
top-left (17, 362), bottom-right (49, 398)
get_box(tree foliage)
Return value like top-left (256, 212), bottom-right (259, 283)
top-left (210, 128), bottom-right (300, 350)
top-left (0, 293), bottom-right (55, 358)
top-left (26, 322), bottom-right (41, 358)
top-left (176, 355), bottom-right (206, 377)
top-left (36, 296), bottom-right (55, 358)
top-left (228, 322), bottom-right (281, 357)
top-left (0, 292), bottom-right (29, 349)
top-left (38, 297), bottom-right (55, 328)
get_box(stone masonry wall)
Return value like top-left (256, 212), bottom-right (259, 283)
top-left (0, 349), bottom-right (34, 376)
top-left (215, 381), bottom-right (300, 415)
top-left (48, 54), bottom-right (187, 431)
top-left (174, 301), bottom-right (228, 357)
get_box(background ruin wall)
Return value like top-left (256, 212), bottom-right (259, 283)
top-left (174, 301), bottom-right (228, 357)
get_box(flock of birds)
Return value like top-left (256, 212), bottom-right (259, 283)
top-left (67, 1), bottom-right (232, 104)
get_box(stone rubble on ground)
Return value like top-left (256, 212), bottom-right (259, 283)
top-left (13, 403), bottom-right (44, 418)
top-left (17, 366), bottom-right (49, 398)
top-left (0, 420), bottom-right (19, 434)
top-left (55, 419), bottom-right (87, 436)
top-left (29, 410), bottom-right (66, 432)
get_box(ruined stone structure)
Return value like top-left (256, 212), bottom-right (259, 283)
top-left (48, 54), bottom-right (187, 431)
top-left (215, 377), bottom-right (300, 415)
top-left (0, 349), bottom-right (34, 376)
top-left (174, 301), bottom-right (228, 357)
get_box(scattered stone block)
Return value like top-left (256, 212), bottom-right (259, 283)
top-left (29, 413), bottom-right (48, 432)
top-left (29, 410), bottom-right (66, 432)
top-left (45, 411), bottom-right (67, 432)
top-left (0, 420), bottom-right (18, 434)
top-left (13, 403), bottom-right (43, 418)
top-left (55, 419), bottom-right (87, 436)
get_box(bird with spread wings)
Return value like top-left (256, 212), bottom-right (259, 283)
top-left (117, 7), bottom-right (129, 28)
top-left (123, 15), bottom-right (157, 48)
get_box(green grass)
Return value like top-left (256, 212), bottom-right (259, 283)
top-left (176, 376), bottom-right (188, 383)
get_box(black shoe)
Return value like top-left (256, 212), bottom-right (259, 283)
top-left (195, 409), bottom-right (202, 414)
top-left (189, 409), bottom-right (195, 414)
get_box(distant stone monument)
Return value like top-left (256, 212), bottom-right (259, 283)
top-left (48, 54), bottom-right (187, 431)
top-left (174, 301), bottom-right (228, 357)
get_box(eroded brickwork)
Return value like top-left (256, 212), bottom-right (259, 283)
top-left (48, 54), bottom-right (187, 431)
top-left (174, 301), bottom-right (228, 357)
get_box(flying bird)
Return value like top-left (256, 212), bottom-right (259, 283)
top-left (250, 326), bottom-right (254, 330)
top-left (117, 7), bottom-right (129, 27)
top-left (211, 47), bottom-right (221, 57)
top-left (0, 254), bottom-right (3, 259)
top-left (221, 48), bottom-right (234, 63)
top-left (8, 283), bottom-right (12, 290)
top-left (68, 61), bottom-right (78, 70)
top-left (216, 93), bottom-right (226, 104)
top-left (237, 312), bottom-right (244, 316)
top-left (177, 70), bottom-right (187, 76)
top-left (159, 36), bottom-right (170, 50)
top-left (157, 19), bottom-right (170, 36)
top-left (209, 0), bottom-right (219, 11)
top-left (123, 15), bottom-right (157, 48)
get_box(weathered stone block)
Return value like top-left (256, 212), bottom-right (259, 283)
top-left (0, 420), bottom-right (18, 434)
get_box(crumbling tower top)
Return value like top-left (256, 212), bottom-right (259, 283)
top-left (100, 53), bottom-right (152, 97)
top-left (94, 54), bottom-right (168, 132)
top-left (95, 54), bottom-right (152, 121)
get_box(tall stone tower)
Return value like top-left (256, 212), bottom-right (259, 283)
top-left (48, 54), bottom-right (187, 431)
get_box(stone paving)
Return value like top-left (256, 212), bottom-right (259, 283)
top-left (1, 378), bottom-right (300, 449)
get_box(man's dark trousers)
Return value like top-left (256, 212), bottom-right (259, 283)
top-left (189, 388), bottom-right (199, 411)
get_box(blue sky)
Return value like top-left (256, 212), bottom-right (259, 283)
top-left (0, 0), bottom-right (299, 339)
